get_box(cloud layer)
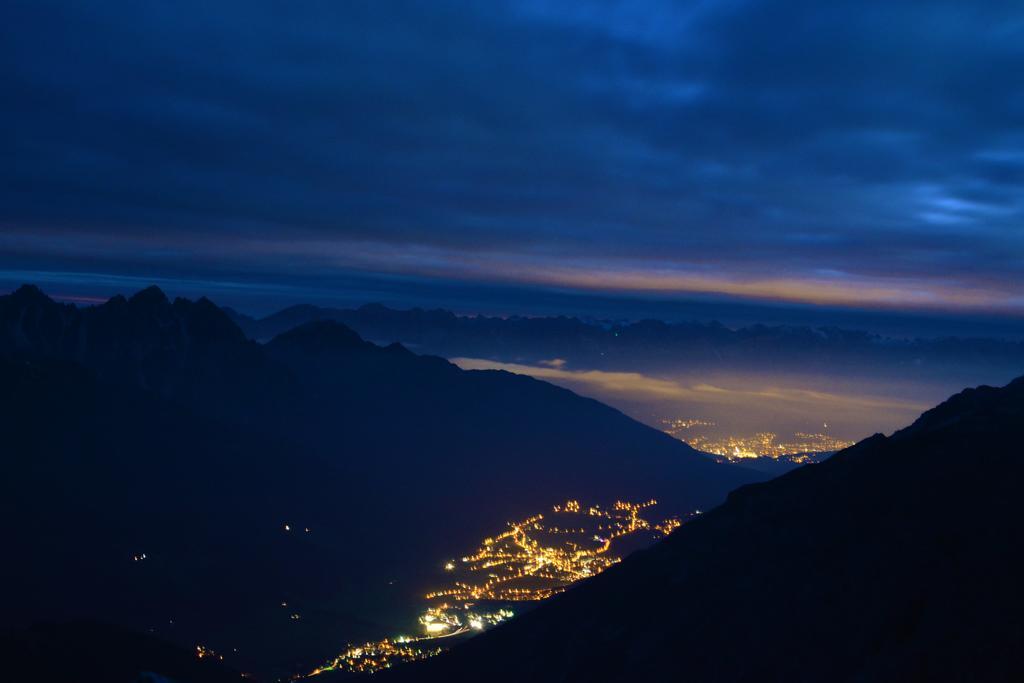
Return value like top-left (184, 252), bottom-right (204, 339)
top-left (2, 1), bottom-right (1023, 312)
top-left (450, 356), bottom-right (932, 439)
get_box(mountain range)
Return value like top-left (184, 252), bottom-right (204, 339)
top-left (0, 285), bottom-right (758, 679)
top-left (226, 302), bottom-right (1024, 380)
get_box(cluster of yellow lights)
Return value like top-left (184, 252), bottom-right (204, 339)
top-left (662, 418), bottom-right (716, 431)
top-left (662, 419), bottom-right (853, 462)
top-left (424, 499), bottom-right (665, 603)
top-left (195, 645), bottom-right (223, 662)
top-left (689, 432), bottom-right (853, 461)
top-left (309, 498), bottom-right (688, 677)
top-left (308, 636), bottom-right (445, 676)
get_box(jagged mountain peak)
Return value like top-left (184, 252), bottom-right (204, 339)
top-left (127, 285), bottom-right (170, 308)
top-left (894, 374), bottom-right (1024, 439)
top-left (10, 283), bottom-right (53, 303)
top-left (175, 296), bottom-right (247, 344)
top-left (266, 318), bottom-right (373, 354)
top-left (0, 285), bottom-right (263, 407)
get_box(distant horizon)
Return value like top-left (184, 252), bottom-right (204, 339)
top-left (6, 272), bottom-right (1024, 341)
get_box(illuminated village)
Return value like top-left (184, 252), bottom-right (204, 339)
top-left (661, 418), bottom-right (854, 464)
top-left (307, 499), bottom-right (690, 676)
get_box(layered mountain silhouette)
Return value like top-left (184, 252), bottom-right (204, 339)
top-left (384, 376), bottom-right (1024, 683)
top-left (227, 301), bottom-right (1024, 380)
top-left (0, 285), bottom-right (759, 679)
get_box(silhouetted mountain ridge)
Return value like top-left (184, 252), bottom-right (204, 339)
top-left (268, 319), bottom-right (412, 358)
top-left (894, 375), bottom-right (1024, 439)
top-left (0, 284), bottom-right (282, 423)
top-left (1, 285), bottom-right (761, 678)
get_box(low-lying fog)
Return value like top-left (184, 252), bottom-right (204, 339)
top-left (452, 358), bottom-right (1020, 447)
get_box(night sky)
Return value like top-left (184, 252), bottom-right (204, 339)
top-left (2, 1), bottom-right (1023, 320)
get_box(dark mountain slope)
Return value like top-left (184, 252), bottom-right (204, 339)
top-left (0, 285), bottom-right (759, 528)
top-left (0, 286), bottom-right (757, 519)
top-left (0, 286), bottom-right (760, 678)
top-left (388, 377), bottom-right (1024, 683)
top-left (0, 356), bottom-right (373, 677)
top-left (0, 621), bottom-right (242, 683)
top-left (263, 320), bottom-right (753, 522)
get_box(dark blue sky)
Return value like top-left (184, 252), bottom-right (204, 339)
top-left (2, 1), bottom-right (1023, 321)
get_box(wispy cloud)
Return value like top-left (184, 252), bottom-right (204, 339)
top-left (5, 229), bottom-right (1021, 314)
top-left (451, 358), bottom-right (928, 413)
top-left (3, 0), bottom-right (1023, 314)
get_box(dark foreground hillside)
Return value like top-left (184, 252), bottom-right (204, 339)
top-left (0, 622), bottom-right (242, 683)
top-left (0, 285), bottom-right (758, 679)
top-left (388, 377), bottom-right (1024, 683)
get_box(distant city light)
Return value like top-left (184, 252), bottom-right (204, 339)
top-left (660, 418), bottom-right (853, 463)
top-left (308, 497), bottom-right (696, 677)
